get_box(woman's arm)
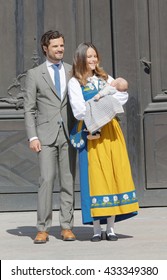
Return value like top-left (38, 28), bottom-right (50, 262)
top-left (68, 77), bottom-right (86, 120)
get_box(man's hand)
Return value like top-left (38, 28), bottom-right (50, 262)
top-left (29, 139), bottom-right (42, 152)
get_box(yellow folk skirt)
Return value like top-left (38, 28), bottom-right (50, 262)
top-left (79, 118), bottom-right (139, 224)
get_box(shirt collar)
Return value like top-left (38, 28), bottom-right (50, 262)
top-left (46, 59), bottom-right (62, 68)
top-left (87, 75), bottom-right (98, 82)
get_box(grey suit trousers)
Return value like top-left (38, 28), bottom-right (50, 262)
top-left (37, 125), bottom-right (75, 232)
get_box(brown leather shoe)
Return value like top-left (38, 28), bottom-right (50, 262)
top-left (34, 231), bottom-right (49, 244)
top-left (61, 229), bottom-right (76, 241)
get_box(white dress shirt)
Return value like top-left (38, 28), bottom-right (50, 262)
top-left (46, 59), bottom-right (66, 100)
top-left (68, 75), bottom-right (129, 120)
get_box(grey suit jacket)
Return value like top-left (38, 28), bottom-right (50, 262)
top-left (24, 61), bottom-right (76, 145)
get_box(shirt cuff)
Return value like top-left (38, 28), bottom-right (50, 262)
top-left (29, 136), bottom-right (38, 142)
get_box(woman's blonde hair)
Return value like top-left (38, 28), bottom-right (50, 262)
top-left (71, 42), bottom-right (108, 86)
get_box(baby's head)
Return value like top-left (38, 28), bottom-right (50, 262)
top-left (111, 77), bottom-right (128, 92)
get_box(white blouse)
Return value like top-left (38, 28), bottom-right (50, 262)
top-left (68, 75), bottom-right (129, 120)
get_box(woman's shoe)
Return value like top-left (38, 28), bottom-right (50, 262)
top-left (106, 233), bottom-right (118, 241)
top-left (87, 132), bottom-right (101, 140)
top-left (90, 234), bottom-right (102, 242)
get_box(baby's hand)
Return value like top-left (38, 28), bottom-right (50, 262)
top-left (93, 93), bottom-right (101, 100)
top-left (94, 84), bottom-right (116, 101)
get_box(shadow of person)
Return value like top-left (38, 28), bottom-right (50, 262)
top-left (116, 233), bottom-right (133, 239)
top-left (51, 226), bottom-right (133, 241)
top-left (7, 226), bottom-right (133, 241)
top-left (7, 226), bottom-right (37, 240)
top-left (48, 226), bottom-right (93, 241)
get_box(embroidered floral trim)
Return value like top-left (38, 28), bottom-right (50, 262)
top-left (91, 191), bottom-right (138, 208)
top-left (71, 138), bottom-right (85, 148)
top-left (83, 79), bottom-right (107, 92)
top-left (84, 82), bottom-right (95, 91)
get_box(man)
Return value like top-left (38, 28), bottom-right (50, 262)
top-left (24, 30), bottom-right (76, 243)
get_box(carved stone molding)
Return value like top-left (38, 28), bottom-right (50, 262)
top-left (0, 50), bottom-right (40, 110)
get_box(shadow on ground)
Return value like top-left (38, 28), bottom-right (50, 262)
top-left (6, 226), bottom-right (133, 241)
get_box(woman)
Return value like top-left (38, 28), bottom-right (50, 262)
top-left (68, 42), bottom-right (139, 242)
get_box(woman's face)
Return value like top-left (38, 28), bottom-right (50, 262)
top-left (86, 47), bottom-right (98, 72)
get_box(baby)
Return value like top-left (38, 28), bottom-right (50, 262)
top-left (87, 77), bottom-right (128, 140)
top-left (94, 77), bottom-right (128, 100)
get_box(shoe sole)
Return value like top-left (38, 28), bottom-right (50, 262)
top-left (34, 237), bottom-right (49, 244)
top-left (90, 239), bottom-right (101, 242)
top-left (106, 236), bottom-right (118, 241)
top-left (61, 237), bottom-right (76, 241)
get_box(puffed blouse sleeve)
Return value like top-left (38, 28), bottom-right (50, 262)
top-left (107, 75), bottom-right (129, 105)
top-left (68, 77), bottom-right (86, 120)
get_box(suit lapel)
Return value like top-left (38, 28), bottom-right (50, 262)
top-left (41, 62), bottom-right (71, 103)
top-left (41, 63), bottom-right (60, 98)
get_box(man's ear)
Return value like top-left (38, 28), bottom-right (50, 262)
top-left (43, 46), bottom-right (47, 53)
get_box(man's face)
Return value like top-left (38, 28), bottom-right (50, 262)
top-left (43, 37), bottom-right (65, 63)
